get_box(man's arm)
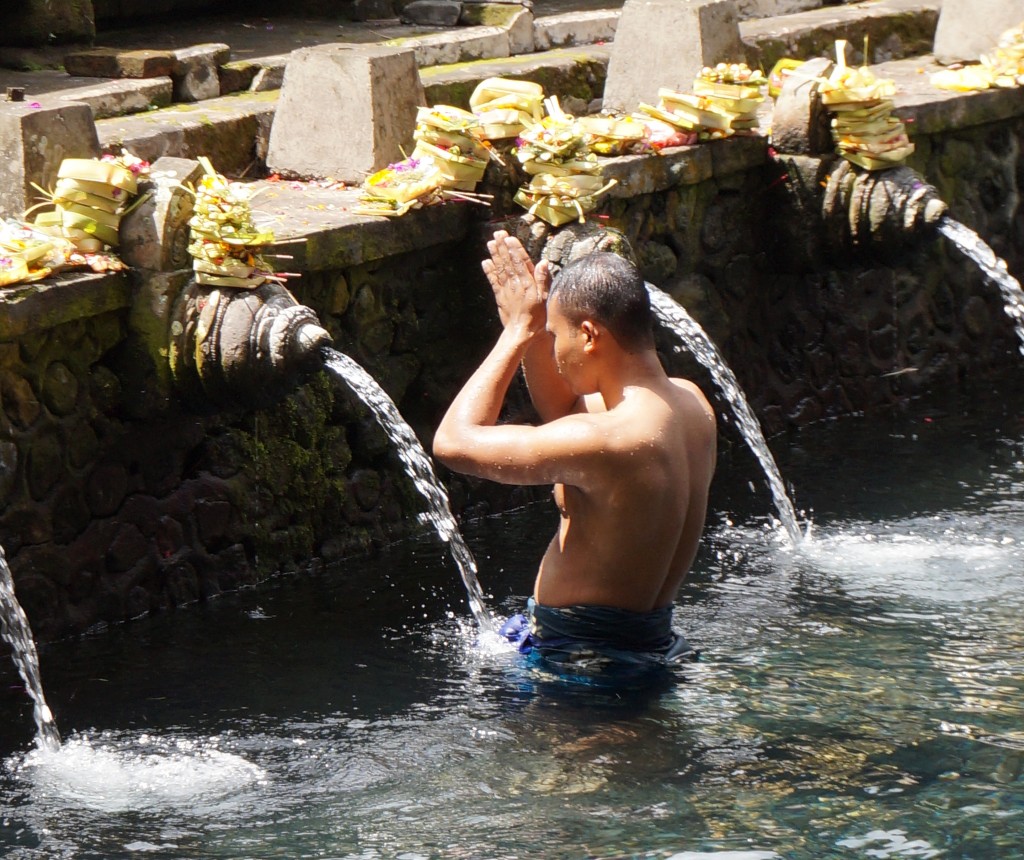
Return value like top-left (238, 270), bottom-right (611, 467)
top-left (432, 325), bottom-right (604, 486)
top-left (433, 231), bottom-right (605, 486)
top-left (482, 232), bottom-right (583, 422)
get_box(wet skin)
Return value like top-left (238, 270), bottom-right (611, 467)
top-left (433, 231), bottom-right (716, 612)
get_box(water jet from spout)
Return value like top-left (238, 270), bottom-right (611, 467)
top-left (937, 217), bottom-right (1024, 355)
top-left (0, 546), bottom-right (60, 751)
top-left (320, 347), bottom-right (496, 634)
top-left (646, 284), bottom-right (806, 547)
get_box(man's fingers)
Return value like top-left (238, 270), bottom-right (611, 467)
top-left (535, 260), bottom-right (552, 298)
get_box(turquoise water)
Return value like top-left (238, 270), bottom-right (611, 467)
top-left (0, 386), bottom-right (1022, 859)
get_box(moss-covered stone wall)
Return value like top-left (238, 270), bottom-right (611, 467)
top-left (2, 113), bottom-right (1023, 642)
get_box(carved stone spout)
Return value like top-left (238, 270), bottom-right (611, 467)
top-left (169, 281), bottom-right (332, 406)
top-left (822, 160), bottom-right (949, 256)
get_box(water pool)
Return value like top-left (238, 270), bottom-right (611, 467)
top-left (0, 385), bottom-right (1022, 860)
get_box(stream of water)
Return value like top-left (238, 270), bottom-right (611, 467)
top-left (0, 549), bottom-right (59, 753)
top-left (647, 284), bottom-right (805, 546)
top-left (938, 216), bottom-right (1024, 354)
top-left (321, 347), bottom-right (496, 635)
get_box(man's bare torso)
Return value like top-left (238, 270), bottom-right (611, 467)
top-left (533, 377), bottom-right (716, 612)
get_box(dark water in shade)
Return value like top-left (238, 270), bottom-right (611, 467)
top-left (0, 384), bottom-right (1022, 860)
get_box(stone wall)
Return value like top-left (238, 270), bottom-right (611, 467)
top-left (610, 117), bottom-right (1024, 437)
top-left (2, 112), bottom-right (1023, 642)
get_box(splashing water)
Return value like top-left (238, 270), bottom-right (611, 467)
top-left (646, 284), bottom-right (805, 546)
top-left (322, 348), bottom-right (496, 634)
top-left (16, 732), bottom-right (266, 813)
top-left (938, 217), bottom-right (1024, 354)
top-left (0, 547), bottom-right (60, 751)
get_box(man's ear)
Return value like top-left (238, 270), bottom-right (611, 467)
top-left (580, 320), bottom-right (599, 352)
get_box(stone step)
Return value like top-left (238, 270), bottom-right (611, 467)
top-left (742, 0), bottom-right (940, 70)
top-left (87, 0), bottom-right (941, 178)
top-left (95, 90), bottom-right (278, 176)
top-left (422, 45), bottom-right (611, 112)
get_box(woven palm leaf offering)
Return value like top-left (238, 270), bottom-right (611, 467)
top-left (513, 96), bottom-right (599, 176)
top-left (187, 157), bottom-right (278, 288)
top-left (411, 105), bottom-right (491, 191)
top-left (511, 97), bottom-right (615, 226)
top-left (469, 77), bottom-right (545, 140)
top-left (692, 62), bottom-right (767, 132)
top-left (931, 21), bottom-right (1024, 91)
top-left (819, 39), bottom-right (914, 171)
top-left (28, 151), bottom-right (149, 253)
top-left (513, 172), bottom-right (617, 228)
top-left (354, 156), bottom-right (444, 218)
top-left (0, 220), bottom-right (74, 286)
top-left (577, 113), bottom-right (649, 156)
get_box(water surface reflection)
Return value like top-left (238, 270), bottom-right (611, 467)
top-left (1, 386), bottom-right (1022, 858)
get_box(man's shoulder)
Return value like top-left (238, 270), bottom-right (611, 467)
top-left (668, 378), bottom-right (717, 428)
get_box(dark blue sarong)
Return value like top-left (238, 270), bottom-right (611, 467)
top-left (499, 598), bottom-right (699, 678)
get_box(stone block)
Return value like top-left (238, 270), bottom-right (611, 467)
top-left (172, 44), bottom-right (231, 102)
top-left (0, 102), bottom-right (100, 218)
top-left (533, 10), bottom-right (619, 51)
top-left (603, 0), bottom-right (747, 112)
top-left (459, 2), bottom-right (522, 26)
top-left (266, 45), bottom-right (423, 183)
top-left (219, 60), bottom-right (260, 95)
top-left (602, 146), bottom-right (713, 197)
top-left (507, 7), bottom-right (535, 55)
top-left (398, 27), bottom-right (509, 67)
top-left (770, 56), bottom-right (832, 156)
top-left (64, 48), bottom-right (175, 79)
top-left (933, 0), bottom-right (1024, 65)
top-left (128, 268), bottom-right (193, 394)
top-left (251, 57), bottom-right (289, 92)
top-left (57, 78), bottom-right (173, 120)
top-left (401, 0), bottom-right (463, 27)
top-left (733, 0), bottom-right (821, 19)
top-left (120, 157), bottom-right (204, 271)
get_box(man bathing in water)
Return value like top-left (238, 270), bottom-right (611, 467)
top-left (433, 231), bottom-right (717, 675)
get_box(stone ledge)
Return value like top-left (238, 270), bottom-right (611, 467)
top-left (249, 181), bottom-right (473, 270)
top-left (64, 48), bottom-right (175, 79)
top-left (386, 24), bottom-right (511, 67)
top-left (880, 56), bottom-right (1024, 136)
top-left (96, 91), bottom-right (278, 176)
top-left (741, 0), bottom-right (940, 69)
top-left (422, 45), bottom-right (610, 109)
top-left (220, 55), bottom-right (290, 95)
top-left (0, 272), bottom-right (130, 341)
top-left (56, 77), bottom-right (173, 120)
top-left (601, 146), bottom-right (715, 198)
top-left (533, 10), bottom-right (619, 51)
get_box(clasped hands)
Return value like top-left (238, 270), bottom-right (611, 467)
top-left (481, 230), bottom-right (552, 340)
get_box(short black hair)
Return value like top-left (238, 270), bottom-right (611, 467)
top-left (548, 252), bottom-right (653, 350)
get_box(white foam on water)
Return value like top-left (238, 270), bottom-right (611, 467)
top-left (792, 526), bottom-right (1023, 602)
top-left (15, 732), bottom-right (266, 812)
top-left (836, 828), bottom-right (941, 858)
top-left (666, 852), bottom-right (780, 860)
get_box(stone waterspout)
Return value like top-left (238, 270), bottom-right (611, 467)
top-left (771, 58), bottom-right (948, 259)
top-left (118, 157), bottom-right (333, 408)
top-left (821, 161), bottom-right (948, 257)
top-left (168, 280), bottom-right (332, 407)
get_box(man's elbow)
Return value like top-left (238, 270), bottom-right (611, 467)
top-left (431, 427), bottom-right (461, 469)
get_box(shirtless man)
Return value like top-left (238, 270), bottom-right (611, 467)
top-left (433, 231), bottom-right (717, 674)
